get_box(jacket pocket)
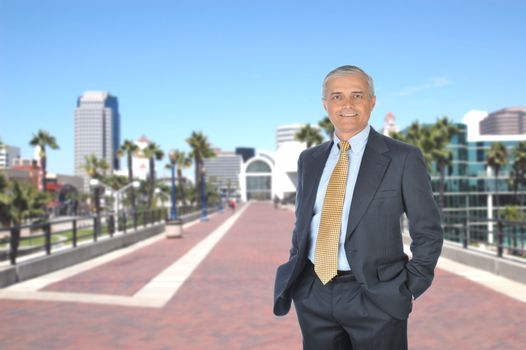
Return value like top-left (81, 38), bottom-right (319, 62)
top-left (373, 189), bottom-right (399, 200)
top-left (377, 260), bottom-right (407, 281)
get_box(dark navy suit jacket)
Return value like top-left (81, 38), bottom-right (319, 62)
top-left (273, 128), bottom-right (443, 320)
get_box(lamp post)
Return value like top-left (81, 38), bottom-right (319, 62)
top-left (170, 165), bottom-right (177, 220)
top-left (218, 180), bottom-right (224, 214)
top-left (114, 181), bottom-right (140, 216)
top-left (200, 166), bottom-right (208, 221)
top-left (89, 178), bottom-right (102, 239)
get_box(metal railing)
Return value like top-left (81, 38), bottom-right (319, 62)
top-left (0, 209), bottom-right (166, 265)
top-left (439, 211), bottom-right (526, 258)
top-left (0, 203), bottom-right (220, 266)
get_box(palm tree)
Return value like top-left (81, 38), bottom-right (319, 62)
top-left (117, 139), bottom-right (139, 213)
top-left (0, 175), bottom-right (50, 228)
top-left (318, 117), bottom-right (334, 141)
top-left (509, 141), bottom-right (526, 208)
top-left (167, 150), bottom-right (193, 208)
top-left (295, 124), bottom-right (323, 148)
top-left (399, 121), bottom-right (434, 169)
top-left (486, 142), bottom-right (508, 218)
top-left (186, 131), bottom-right (215, 205)
top-left (388, 130), bottom-right (407, 143)
top-left (29, 129), bottom-right (59, 192)
top-left (0, 178), bottom-right (50, 263)
top-left (83, 154), bottom-right (109, 180)
top-left (142, 142), bottom-right (164, 208)
top-left (430, 117), bottom-right (458, 209)
top-left (83, 154), bottom-right (109, 214)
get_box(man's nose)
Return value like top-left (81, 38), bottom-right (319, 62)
top-left (342, 95), bottom-right (355, 107)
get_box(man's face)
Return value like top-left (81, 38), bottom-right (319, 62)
top-left (323, 73), bottom-right (376, 140)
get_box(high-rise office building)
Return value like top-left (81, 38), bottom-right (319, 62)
top-left (74, 91), bottom-right (120, 191)
top-left (479, 107), bottom-right (526, 135)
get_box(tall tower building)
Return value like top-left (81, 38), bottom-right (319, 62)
top-left (74, 91), bottom-right (120, 191)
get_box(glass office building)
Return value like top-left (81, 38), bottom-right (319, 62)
top-left (428, 109), bottom-right (526, 221)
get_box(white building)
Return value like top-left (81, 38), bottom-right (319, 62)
top-left (276, 123), bottom-right (322, 149)
top-left (379, 112), bottom-right (399, 136)
top-left (0, 143), bottom-right (20, 169)
top-left (132, 136), bottom-right (151, 180)
top-left (203, 150), bottom-right (243, 195)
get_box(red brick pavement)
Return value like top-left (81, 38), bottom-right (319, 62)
top-left (0, 202), bottom-right (525, 349)
top-left (43, 211), bottom-right (234, 296)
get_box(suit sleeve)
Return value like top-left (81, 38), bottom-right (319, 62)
top-left (289, 151), bottom-right (304, 259)
top-left (402, 147), bottom-right (444, 299)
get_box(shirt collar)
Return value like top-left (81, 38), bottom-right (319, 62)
top-left (333, 125), bottom-right (370, 152)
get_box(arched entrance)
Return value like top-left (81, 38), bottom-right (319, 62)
top-left (246, 160), bottom-right (272, 200)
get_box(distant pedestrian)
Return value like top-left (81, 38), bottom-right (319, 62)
top-left (228, 199), bottom-right (236, 212)
top-left (273, 195), bottom-right (280, 209)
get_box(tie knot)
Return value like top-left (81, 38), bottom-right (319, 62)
top-left (339, 141), bottom-right (350, 153)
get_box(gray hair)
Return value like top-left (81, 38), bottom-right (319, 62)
top-left (322, 65), bottom-right (375, 99)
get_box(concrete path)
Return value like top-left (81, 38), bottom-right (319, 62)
top-left (0, 202), bottom-right (525, 349)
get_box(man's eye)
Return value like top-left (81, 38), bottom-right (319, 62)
top-left (353, 93), bottom-right (363, 99)
top-left (331, 95), bottom-right (342, 100)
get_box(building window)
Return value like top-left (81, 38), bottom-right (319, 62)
top-left (246, 160), bottom-right (271, 173)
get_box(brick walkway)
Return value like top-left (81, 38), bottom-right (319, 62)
top-left (0, 202), bottom-right (525, 349)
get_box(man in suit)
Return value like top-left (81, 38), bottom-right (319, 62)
top-left (273, 65), bottom-right (443, 349)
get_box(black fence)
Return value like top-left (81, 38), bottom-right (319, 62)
top-left (0, 203), bottom-right (221, 266)
top-left (0, 209), bottom-right (166, 265)
top-left (439, 211), bottom-right (526, 258)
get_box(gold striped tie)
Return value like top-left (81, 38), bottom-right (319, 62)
top-left (314, 141), bottom-right (350, 284)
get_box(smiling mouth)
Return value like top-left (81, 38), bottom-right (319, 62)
top-left (339, 113), bottom-right (358, 117)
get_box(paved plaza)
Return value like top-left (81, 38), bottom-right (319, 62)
top-left (0, 202), bottom-right (525, 349)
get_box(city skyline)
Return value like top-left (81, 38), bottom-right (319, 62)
top-left (1, 0), bottom-right (525, 176)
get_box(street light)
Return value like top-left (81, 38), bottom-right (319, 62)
top-left (200, 166), bottom-right (208, 221)
top-left (89, 179), bottom-right (102, 217)
top-left (113, 181), bottom-right (140, 215)
top-left (169, 164), bottom-right (178, 220)
top-left (89, 178), bottom-right (103, 239)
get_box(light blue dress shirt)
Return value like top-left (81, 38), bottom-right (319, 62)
top-left (307, 125), bottom-right (371, 271)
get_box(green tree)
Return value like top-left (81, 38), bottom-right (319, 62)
top-left (29, 129), bottom-right (59, 192)
top-left (142, 142), bottom-right (164, 208)
top-left (318, 117), bottom-right (334, 141)
top-left (486, 142), bottom-right (508, 218)
top-left (399, 122), bottom-right (436, 169)
top-left (117, 139), bottom-right (139, 213)
top-left (83, 154), bottom-right (109, 214)
top-left (186, 131), bottom-right (215, 205)
top-left (430, 117), bottom-right (458, 209)
top-left (0, 176), bottom-right (50, 228)
top-left (83, 154), bottom-right (109, 180)
top-left (509, 141), bottom-right (526, 208)
top-left (499, 205), bottom-right (525, 256)
top-left (167, 150), bottom-right (193, 207)
top-left (295, 124), bottom-right (323, 148)
top-left (388, 130), bottom-right (407, 143)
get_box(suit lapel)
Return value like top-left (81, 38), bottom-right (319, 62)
top-left (345, 129), bottom-right (391, 240)
top-left (299, 141), bottom-right (333, 227)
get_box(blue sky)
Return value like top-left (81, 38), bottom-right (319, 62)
top-left (1, 0), bottom-right (525, 177)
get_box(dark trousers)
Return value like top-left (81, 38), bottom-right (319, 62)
top-left (292, 263), bottom-right (408, 350)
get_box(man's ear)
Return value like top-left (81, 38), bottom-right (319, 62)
top-left (322, 99), bottom-right (328, 112)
